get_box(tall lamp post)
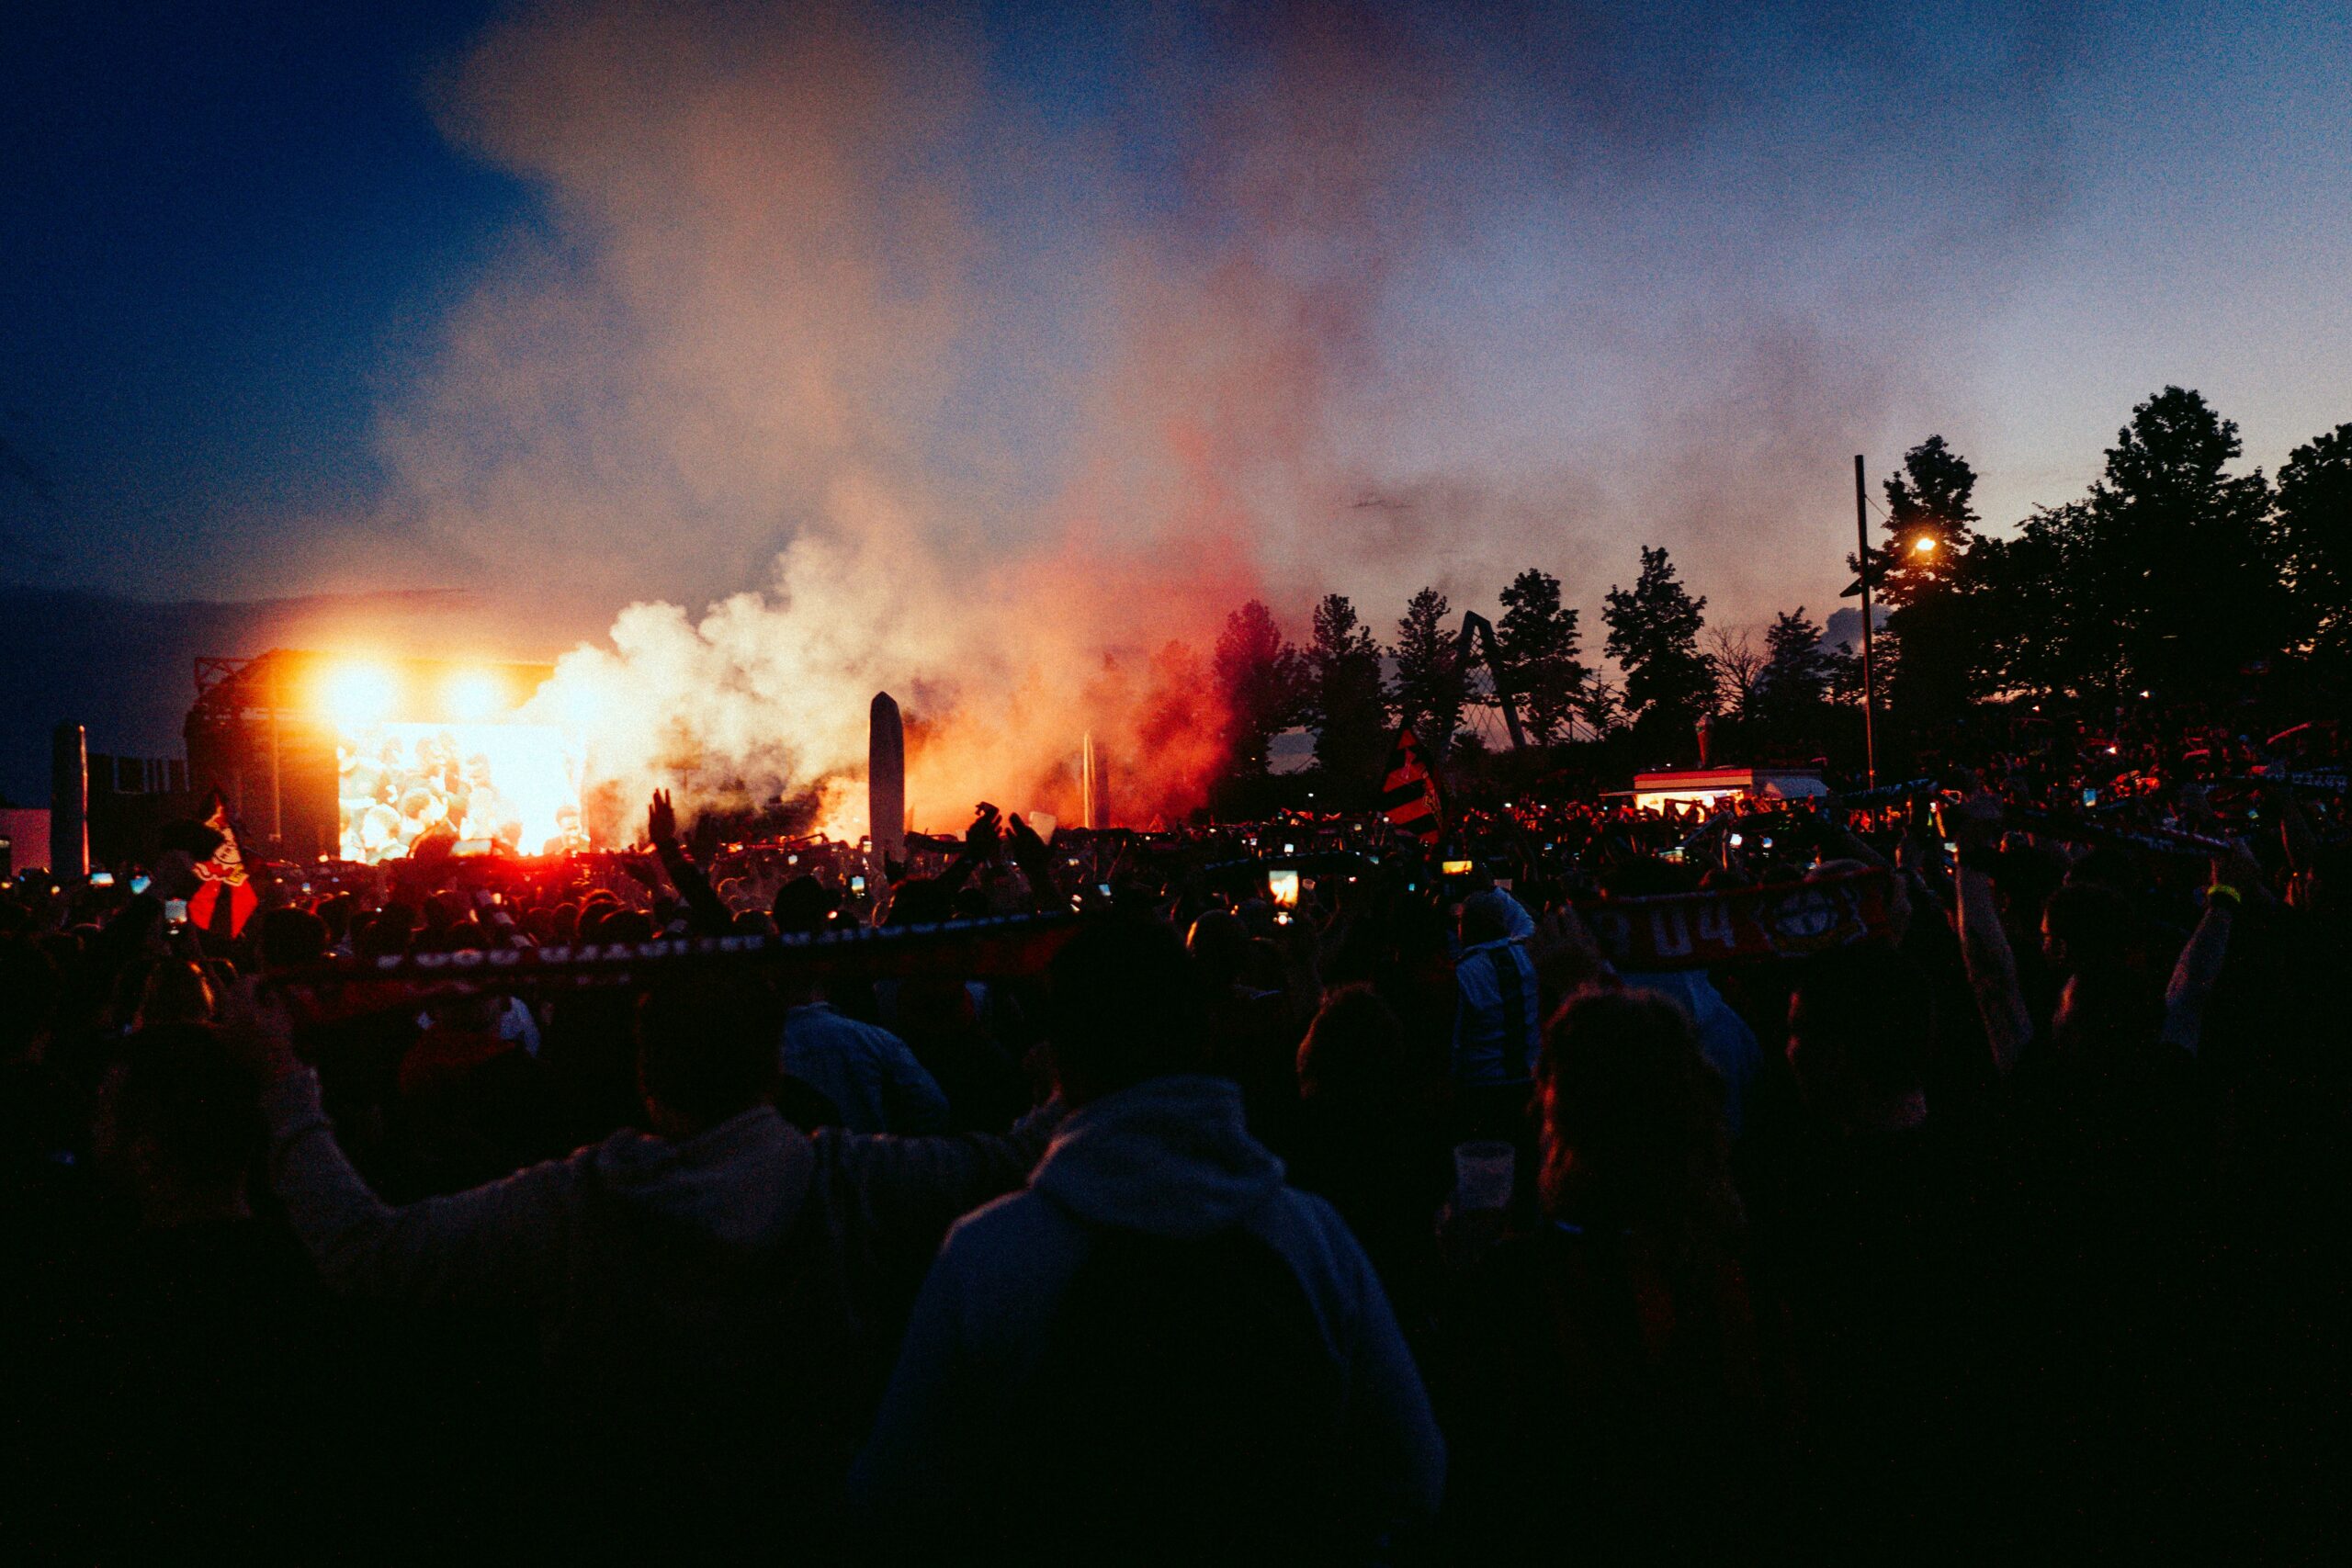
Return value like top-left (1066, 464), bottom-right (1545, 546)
top-left (1845, 459), bottom-right (1944, 791)
top-left (1854, 455), bottom-right (1876, 788)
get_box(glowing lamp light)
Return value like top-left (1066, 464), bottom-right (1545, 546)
top-left (444, 671), bottom-right (505, 723)
top-left (319, 662), bottom-right (397, 728)
top-left (1911, 535), bottom-right (1939, 555)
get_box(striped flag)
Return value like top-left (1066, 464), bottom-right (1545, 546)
top-left (1380, 726), bottom-right (1442, 842)
top-left (187, 792), bottom-right (260, 941)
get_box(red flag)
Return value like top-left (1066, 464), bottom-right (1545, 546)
top-left (1380, 726), bottom-right (1442, 842)
top-left (187, 793), bottom-right (260, 941)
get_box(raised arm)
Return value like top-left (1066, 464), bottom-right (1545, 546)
top-left (647, 788), bottom-right (735, 936)
top-left (1939, 792), bottom-right (2034, 1075)
top-left (2162, 841), bottom-right (2252, 1055)
top-left (2267, 783), bottom-right (2322, 888)
top-left (232, 987), bottom-right (571, 1306)
top-left (1007, 813), bottom-right (1060, 915)
top-left (933, 805), bottom-right (1001, 898)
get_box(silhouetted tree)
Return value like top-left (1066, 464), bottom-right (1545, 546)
top-left (1753, 608), bottom-right (1830, 722)
top-left (1394, 587), bottom-right (1467, 756)
top-left (1213, 601), bottom-right (1308, 779)
top-left (1305, 592), bottom-right (1390, 796)
top-left (1496, 569), bottom-right (1589, 745)
top-left (2278, 422), bottom-right (2352, 664)
top-left (2088, 387), bottom-right (2290, 698)
top-left (1705, 626), bottom-right (1765, 720)
top-left (1602, 546), bottom-right (1713, 739)
top-left (1871, 437), bottom-right (1988, 723)
top-left (1575, 678), bottom-right (1626, 738)
top-left (1966, 513), bottom-right (2099, 698)
top-left (1960, 390), bottom-right (2294, 704)
top-left (1824, 638), bottom-right (1864, 707)
top-left (1876, 434), bottom-right (1980, 607)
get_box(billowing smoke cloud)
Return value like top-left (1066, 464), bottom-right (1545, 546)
top-left (379, 0), bottom-right (1478, 827)
top-left (358, 0), bottom-right (2092, 827)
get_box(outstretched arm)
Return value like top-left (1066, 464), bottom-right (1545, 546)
top-left (1007, 813), bottom-right (1059, 914)
top-left (647, 789), bottom-right (734, 935)
top-left (2267, 784), bottom-right (2321, 893)
top-left (231, 985), bottom-right (571, 1306)
top-left (824, 1097), bottom-right (1067, 1269)
top-left (2162, 840), bottom-right (2252, 1055)
top-left (1940, 792), bottom-right (2033, 1075)
top-left (933, 805), bottom-right (1001, 897)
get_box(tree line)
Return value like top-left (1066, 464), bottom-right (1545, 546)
top-left (1204, 384), bottom-right (2352, 805)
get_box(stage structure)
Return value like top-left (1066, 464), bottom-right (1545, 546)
top-left (186, 650), bottom-right (572, 863)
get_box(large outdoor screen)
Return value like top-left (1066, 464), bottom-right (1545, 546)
top-left (336, 720), bottom-right (584, 863)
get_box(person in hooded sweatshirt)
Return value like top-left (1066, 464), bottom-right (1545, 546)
top-left (851, 918), bottom-right (1444, 1564)
top-left (241, 976), bottom-right (1060, 1553)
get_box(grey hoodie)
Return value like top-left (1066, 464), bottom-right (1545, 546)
top-left (851, 1074), bottom-right (1445, 1534)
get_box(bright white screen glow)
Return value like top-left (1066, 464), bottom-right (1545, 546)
top-left (337, 720), bottom-right (583, 863)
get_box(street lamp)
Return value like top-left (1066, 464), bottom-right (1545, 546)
top-left (1911, 534), bottom-right (1938, 555)
top-left (1851, 457), bottom-right (1879, 785)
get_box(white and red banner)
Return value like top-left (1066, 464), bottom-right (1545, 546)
top-left (1576, 869), bottom-right (1894, 971)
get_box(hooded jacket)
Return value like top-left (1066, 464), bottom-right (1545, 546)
top-left (851, 1074), bottom-right (1444, 1538)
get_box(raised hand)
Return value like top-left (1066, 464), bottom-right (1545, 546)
top-left (647, 788), bottom-right (679, 851)
top-left (964, 804), bottom-right (1001, 862)
top-left (1006, 813), bottom-right (1057, 907)
top-left (1007, 811), bottom-right (1048, 863)
top-left (2211, 836), bottom-right (2263, 897)
top-left (1937, 790), bottom-right (2003, 853)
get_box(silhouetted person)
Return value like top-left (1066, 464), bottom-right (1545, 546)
top-left (1289, 984), bottom-right (1450, 1342)
top-left (1437, 987), bottom-right (1791, 1558)
top-left (246, 977), bottom-right (1058, 1552)
top-left (35, 1025), bottom-right (337, 1556)
top-left (853, 919), bottom-right (1443, 1563)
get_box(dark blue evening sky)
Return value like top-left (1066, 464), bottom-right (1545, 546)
top-left (1, 1), bottom-right (526, 581)
top-left (5, 1), bottom-right (2349, 619)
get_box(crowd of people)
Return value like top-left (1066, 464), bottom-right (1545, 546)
top-left (4, 718), bottom-right (2348, 1562)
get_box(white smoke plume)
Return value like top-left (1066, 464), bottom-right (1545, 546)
top-left (342, 0), bottom-right (2092, 829)
top-left (382, 0), bottom-right (1464, 828)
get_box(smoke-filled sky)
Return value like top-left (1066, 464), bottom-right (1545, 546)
top-left (6, 0), bottom-right (2351, 811)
